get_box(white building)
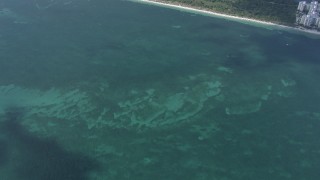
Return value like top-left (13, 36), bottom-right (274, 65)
top-left (308, 1), bottom-right (319, 14)
top-left (298, 1), bottom-right (307, 11)
top-left (296, 1), bottom-right (320, 29)
top-left (316, 17), bottom-right (320, 27)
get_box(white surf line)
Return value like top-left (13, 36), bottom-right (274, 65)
top-left (133, 0), bottom-right (276, 26)
top-left (131, 0), bottom-right (320, 37)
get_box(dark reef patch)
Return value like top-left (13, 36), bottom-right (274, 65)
top-left (0, 109), bottom-right (100, 180)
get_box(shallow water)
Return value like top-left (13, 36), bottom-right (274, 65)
top-left (0, 0), bottom-right (320, 179)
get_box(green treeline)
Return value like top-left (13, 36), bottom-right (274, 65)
top-left (158, 0), bottom-right (297, 25)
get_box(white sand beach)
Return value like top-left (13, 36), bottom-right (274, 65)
top-left (131, 0), bottom-right (320, 37)
top-left (136, 0), bottom-right (276, 25)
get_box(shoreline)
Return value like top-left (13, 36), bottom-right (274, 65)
top-left (131, 0), bottom-right (320, 37)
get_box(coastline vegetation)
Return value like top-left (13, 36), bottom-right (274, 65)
top-left (152, 0), bottom-right (298, 25)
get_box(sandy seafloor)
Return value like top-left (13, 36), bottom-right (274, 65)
top-left (0, 0), bottom-right (320, 179)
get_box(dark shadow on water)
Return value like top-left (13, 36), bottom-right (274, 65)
top-left (0, 139), bottom-right (8, 167)
top-left (0, 108), bottom-right (100, 180)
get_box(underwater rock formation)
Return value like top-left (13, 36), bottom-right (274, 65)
top-left (225, 101), bottom-right (262, 115)
top-left (0, 84), bottom-right (96, 132)
top-left (0, 72), bottom-right (297, 132)
top-left (0, 74), bottom-right (223, 131)
top-left (111, 75), bottom-right (222, 129)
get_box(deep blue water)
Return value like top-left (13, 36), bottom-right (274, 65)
top-left (0, 0), bottom-right (320, 179)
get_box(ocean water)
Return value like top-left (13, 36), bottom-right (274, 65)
top-left (0, 0), bottom-right (320, 179)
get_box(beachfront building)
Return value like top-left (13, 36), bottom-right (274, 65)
top-left (298, 1), bottom-right (307, 12)
top-left (296, 1), bottom-right (320, 30)
top-left (316, 17), bottom-right (320, 27)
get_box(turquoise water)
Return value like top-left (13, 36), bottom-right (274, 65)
top-left (0, 0), bottom-right (320, 179)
